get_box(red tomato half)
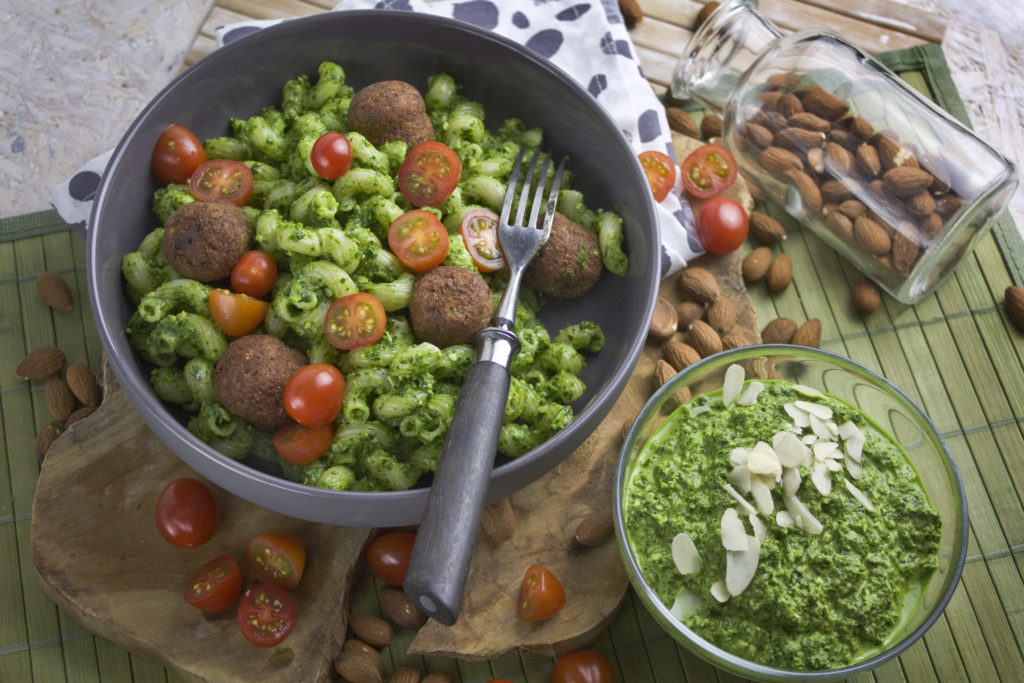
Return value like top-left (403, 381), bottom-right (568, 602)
top-left (324, 292), bottom-right (387, 351)
top-left (459, 208), bottom-right (505, 272)
top-left (283, 363), bottom-right (346, 427)
top-left (517, 563), bottom-right (566, 621)
top-left (398, 141), bottom-right (462, 207)
top-left (272, 422), bottom-right (333, 466)
top-left (185, 555), bottom-right (242, 613)
top-left (639, 150), bottom-right (676, 202)
top-left (230, 250), bottom-right (278, 299)
top-left (310, 132), bottom-right (353, 180)
top-left (388, 210), bottom-right (450, 273)
top-left (552, 650), bottom-right (615, 683)
top-left (189, 159), bottom-right (253, 206)
top-left (696, 195), bottom-right (749, 255)
top-left (681, 142), bottom-right (737, 199)
top-left (155, 478), bottom-right (219, 548)
top-left (245, 532), bottom-right (306, 590)
top-left (209, 289), bottom-right (268, 337)
top-left (237, 584), bottom-right (296, 648)
top-left (151, 124), bottom-right (206, 185)
top-left (365, 531), bottom-right (416, 587)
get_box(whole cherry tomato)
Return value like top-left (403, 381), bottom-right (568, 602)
top-left (551, 650), bottom-right (615, 683)
top-left (155, 477), bottom-right (219, 548)
top-left (272, 422), bottom-right (334, 466)
top-left (517, 563), bottom-right (566, 621)
top-left (151, 124), bottom-right (206, 185)
top-left (310, 132), bottom-right (353, 180)
top-left (237, 584), bottom-right (295, 648)
top-left (695, 195), bottom-right (749, 254)
top-left (209, 289), bottom-right (268, 337)
top-left (230, 250), bottom-right (278, 299)
top-left (398, 141), bottom-right (462, 207)
top-left (681, 142), bottom-right (737, 199)
top-left (639, 150), bottom-right (676, 202)
top-left (185, 555), bottom-right (242, 612)
top-left (365, 531), bottom-right (416, 587)
top-left (283, 363), bottom-right (346, 427)
top-left (245, 532), bottom-right (306, 590)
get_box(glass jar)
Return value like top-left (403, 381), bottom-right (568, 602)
top-left (671, 0), bottom-right (1018, 304)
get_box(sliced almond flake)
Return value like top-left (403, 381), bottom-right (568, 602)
top-left (736, 381), bottom-right (765, 406)
top-left (689, 404), bottom-right (711, 418)
top-left (810, 462), bottom-right (832, 496)
top-left (837, 420), bottom-right (861, 440)
top-left (729, 464), bottom-right (752, 495)
top-left (812, 440), bottom-right (840, 461)
top-left (782, 465), bottom-right (802, 496)
top-left (825, 458), bottom-right (842, 472)
top-left (749, 513), bottom-right (767, 542)
top-left (801, 433), bottom-right (818, 444)
top-left (746, 445), bottom-right (782, 479)
top-left (795, 400), bottom-right (833, 421)
top-left (722, 364), bottom-right (745, 406)
top-left (809, 413), bottom-right (833, 440)
top-left (784, 402), bottom-right (810, 428)
top-left (729, 447), bottom-right (749, 467)
top-left (793, 384), bottom-right (824, 398)
top-left (845, 479), bottom-right (876, 512)
top-left (750, 477), bottom-right (775, 516)
top-left (671, 532), bottom-right (703, 575)
top-left (845, 431), bottom-right (866, 462)
top-left (711, 580), bottom-right (731, 603)
top-left (846, 457), bottom-right (863, 479)
top-left (670, 588), bottom-right (704, 621)
top-left (725, 535), bottom-right (761, 596)
top-left (722, 483), bottom-right (758, 516)
top-left (826, 421), bottom-right (839, 437)
top-left (776, 510), bottom-right (795, 527)
top-left (721, 507), bottom-right (749, 551)
top-left (783, 493), bottom-right (824, 535)
top-left (773, 431), bottom-right (808, 468)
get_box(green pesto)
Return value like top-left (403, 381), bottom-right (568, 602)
top-left (624, 380), bottom-right (941, 671)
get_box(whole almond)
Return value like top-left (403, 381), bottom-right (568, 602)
top-left (824, 141), bottom-right (854, 175)
top-left (883, 166), bottom-right (934, 198)
top-left (16, 347), bottom-right (66, 381)
top-left (820, 179), bottom-right (853, 204)
top-left (787, 112), bottom-right (831, 132)
top-left (35, 271), bottom-right (73, 311)
top-left (907, 190), bottom-right (936, 217)
top-left (873, 134), bottom-right (917, 171)
top-left (700, 113), bottom-right (723, 139)
top-left (706, 296), bottom-right (736, 335)
top-left (722, 333), bottom-right (751, 349)
top-left (799, 85), bottom-right (849, 120)
top-left (45, 376), bottom-right (76, 422)
top-left (343, 639), bottom-right (388, 677)
top-left (791, 319), bottom-right (822, 348)
top-left (664, 340), bottom-right (701, 371)
top-left (380, 586), bottom-right (428, 630)
top-left (855, 144), bottom-right (882, 177)
top-left (694, 1), bottom-right (721, 28)
top-left (1005, 285), bottom-right (1024, 331)
top-left (806, 147), bottom-right (825, 174)
top-left (349, 614), bottom-right (393, 648)
top-left (829, 128), bottom-right (859, 150)
top-left (760, 146), bottom-right (804, 175)
top-left (65, 363), bottom-right (100, 406)
top-left (785, 170), bottom-right (822, 213)
top-left (766, 72), bottom-right (802, 90)
top-left (648, 296), bottom-right (679, 341)
top-left (935, 194), bottom-right (964, 220)
top-left (891, 231), bottom-right (919, 275)
top-left (654, 358), bottom-right (677, 388)
top-left (35, 422), bottom-right (62, 461)
top-left (575, 509), bottom-right (614, 546)
top-left (666, 107), bottom-right (700, 138)
top-left (743, 122), bottom-right (774, 150)
top-left (64, 405), bottom-right (98, 428)
top-left (421, 674), bottom-right (454, 683)
top-left (761, 317), bottom-right (798, 344)
top-left (748, 211), bottom-right (787, 244)
top-left (333, 649), bottom-right (384, 683)
top-left (687, 319), bottom-right (723, 357)
top-left (480, 497), bottom-right (515, 543)
top-left (675, 300), bottom-right (706, 329)
top-left (388, 665), bottom-right (422, 683)
top-left (920, 212), bottom-right (944, 239)
top-left (853, 216), bottom-right (891, 256)
top-left (765, 253), bottom-right (793, 293)
top-left (742, 246), bottom-right (773, 282)
top-left (619, 0), bottom-right (644, 27)
top-left (851, 277), bottom-right (881, 314)
top-left (678, 267), bottom-right (719, 303)
top-left (825, 211), bottom-right (853, 240)
top-left (849, 116), bottom-right (875, 141)
top-left (774, 93), bottom-right (804, 118)
top-left (774, 127), bottom-right (825, 152)
top-left (839, 199), bottom-right (867, 219)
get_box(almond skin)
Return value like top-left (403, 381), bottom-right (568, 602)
top-left (742, 246), bottom-right (773, 283)
top-left (787, 112), bottom-right (831, 132)
top-left (35, 422), bottom-right (62, 461)
top-left (389, 665), bottom-right (422, 683)
top-left (760, 146), bottom-right (804, 175)
top-left (799, 85), bottom-right (849, 120)
top-left (882, 166), bottom-right (935, 198)
top-left (45, 376), bottom-right (76, 422)
top-left (379, 586), bottom-right (428, 630)
top-left (480, 497), bottom-right (515, 543)
top-left (575, 509), bottom-right (614, 546)
top-left (648, 296), bottom-right (679, 341)
top-left (64, 405), bottom-right (98, 428)
top-left (65, 363), bottom-right (100, 406)
top-left (675, 300), bottom-right (706, 329)
top-left (333, 650), bottom-right (384, 683)
top-left (619, 0), bottom-right (644, 28)
top-left (706, 296), bottom-right (736, 335)
top-left (853, 216), bottom-right (892, 256)
top-left (774, 126), bottom-right (825, 152)
top-left (36, 271), bottom-right (73, 311)
top-left (851, 277), bottom-right (882, 314)
top-left (16, 347), bottom-right (66, 381)
top-left (687, 319), bottom-right (723, 357)
top-left (722, 333), bottom-right (751, 349)
top-left (761, 317), bottom-right (798, 344)
top-left (855, 144), bottom-right (882, 177)
top-left (1006, 286), bottom-right (1024, 331)
top-left (786, 170), bottom-right (823, 213)
top-left (654, 358), bottom-right (677, 389)
top-left (748, 211), bottom-right (787, 245)
top-left (700, 112), bottom-right (724, 139)
top-left (349, 614), bottom-right (393, 648)
top-left (664, 340), bottom-right (701, 371)
top-left (791, 318), bottom-right (822, 348)
top-left (666, 107), bottom-right (700, 138)
top-left (678, 267), bottom-right (719, 303)
top-left (765, 253), bottom-right (793, 293)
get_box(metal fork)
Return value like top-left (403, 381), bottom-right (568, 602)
top-left (403, 148), bottom-right (566, 626)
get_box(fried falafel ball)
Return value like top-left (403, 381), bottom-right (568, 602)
top-left (162, 200), bottom-right (252, 283)
top-left (524, 212), bottom-right (603, 298)
top-left (347, 80), bottom-right (435, 148)
top-left (409, 266), bottom-right (494, 348)
top-left (213, 335), bottom-right (307, 432)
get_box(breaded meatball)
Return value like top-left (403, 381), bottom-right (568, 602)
top-left (347, 80), bottom-right (435, 148)
top-left (525, 212), bottom-right (603, 298)
top-left (409, 266), bottom-right (493, 347)
top-left (213, 335), bottom-right (307, 432)
top-left (163, 201), bottom-right (251, 283)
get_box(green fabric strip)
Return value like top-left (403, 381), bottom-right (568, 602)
top-left (0, 208), bottom-right (78, 242)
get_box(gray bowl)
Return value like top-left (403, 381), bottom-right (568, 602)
top-left (87, 11), bottom-right (660, 527)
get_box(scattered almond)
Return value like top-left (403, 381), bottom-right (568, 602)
top-left (64, 405), bottom-right (98, 428)
top-left (35, 271), bottom-right (73, 311)
top-left (706, 297), bottom-right (736, 335)
top-left (45, 376), bottom-right (76, 422)
top-left (722, 333), bottom-right (750, 349)
top-left (480, 497), bottom-right (515, 543)
top-left (666, 107), bottom-right (700, 138)
top-left (748, 211), bottom-right (787, 245)
top-left (65, 363), bottom-right (100, 406)
top-left (678, 267), bottom-right (719, 303)
top-left (1006, 286), bottom-right (1024, 331)
top-left (618, 0), bottom-right (644, 27)
top-left (333, 649), bottom-right (384, 683)
top-left (675, 300), bottom-right (706, 329)
top-left (380, 586), bottom-right (428, 630)
top-left (575, 509), bottom-right (615, 546)
top-left (791, 319), bottom-right (822, 348)
top-left (761, 317), bottom-right (798, 344)
top-left (701, 113), bottom-right (724, 139)
top-left (388, 665), bottom-right (422, 683)
top-left (343, 638), bottom-right (383, 661)
top-left (654, 358), bottom-right (677, 388)
top-left (741, 247), bottom-right (772, 283)
top-left (649, 296), bottom-right (679, 341)
top-left (694, 1), bottom-right (720, 29)
top-left (349, 614), bottom-right (393, 648)
top-left (765, 253), bottom-right (793, 293)
top-left (687, 319), bottom-right (723, 357)
top-left (16, 347), bottom-right (66, 381)
top-left (851, 278), bottom-right (881, 315)
top-left (35, 422), bottom-right (62, 461)
top-left (664, 340), bottom-right (701, 371)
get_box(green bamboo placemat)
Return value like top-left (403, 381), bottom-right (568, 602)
top-left (2, 44), bottom-right (1023, 682)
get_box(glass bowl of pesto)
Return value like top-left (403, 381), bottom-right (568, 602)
top-left (615, 345), bottom-right (968, 681)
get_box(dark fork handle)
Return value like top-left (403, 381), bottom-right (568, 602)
top-left (403, 327), bottom-right (519, 626)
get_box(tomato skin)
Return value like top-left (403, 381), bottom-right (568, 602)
top-left (696, 195), bottom-right (749, 255)
top-left (230, 250), bottom-right (278, 299)
top-left (517, 564), bottom-right (566, 621)
top-left (398, 141), bottom-right (462, 207)
top-left (152, 124), bottom-right (206, 185)
top-left (388, 210), bottom-right (450, 273)
top-left (681, 143), bottom-right (737, 199)
top-left (185, 555), bottom-right (242, 612)
top-left (552, 650), bottom-right (615, 683)
top-left (237, 584), bottom-right (296, 648)
top-left (310, 132), bottom-right (353, 180)
top-left (189, 159), bottom-right (254, 206)
top-left (283, 364), bottom-right (346, 428)
top-left (459, 208), bottom-right (506, 272)
top-left (324, 292), bottom-right (387, 351)
top-left (209, 289), bottom-right (269, 337)
top-left (639, 150), bottom-right (676, 202)
top-left (272, 422), bottom-right (334, 466)
top-left (155, 478), bottom-right (219, 548)
top-left (365, 531), bottom-right (416, 587)
top-left (245, 532), bottom-right (306, 590)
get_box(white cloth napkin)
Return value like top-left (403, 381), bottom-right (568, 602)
top-left (51, 0), bottom-right (703, 275)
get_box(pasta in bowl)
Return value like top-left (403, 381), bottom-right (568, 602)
top-left (88, 11), bottom-right (660, 526)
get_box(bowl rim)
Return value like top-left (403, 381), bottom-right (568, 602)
top-left (614, 344), bottom-right (969, 680)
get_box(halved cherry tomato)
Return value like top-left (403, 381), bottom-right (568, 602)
top-left (459, 208), bottom-right (505, 272)
top-left (681, 142), bottom-right (737, 199)
top-left (398, 141), bottom-right (462, 207)
top-left (639, 150), bottom-right (676, 202)
top-left (388, 210), bottom-right (450, 272)
top-left (237, 584), bottom-right (296, 648)
top-left (517, 563), bottom-right (566, 621)
top-left (365, 531), bottom-right (416, 587)
top-left (185, 555), bottom-right (242, 613)
top-left (272, 422), bottom-right (333, 466)
top-left (189, 159), bottom-right (253, 206)
top-left (696, 195), bottom-right (749, 254)
top-left (552, 650), bottom-right (615, 683)
top-left (310, 132), bottom-right (353, 180)
top-left (283, 363), bottom-right (346, 427)
top-left (209, 289), bottom-right (268, 337)
top-left (230, 250), bottom-right (278, 299)
top-left (151, 124), bottom-right (206, 185)
top-left (245, 532), bottom-right (306, 590)
top-left (155, 477), bottom-right (219, 548)
top-left (324, 292), bottom-right (387, 351)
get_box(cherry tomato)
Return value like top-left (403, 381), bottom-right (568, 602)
top-left (151, 124), bottom-right (206, 185)
top-left (189, 159), bottom-right (253, 206)
top-left (310, 132), bottom-right (353, 180)
top-left (639, 150), bottom-right (676, 202)
top-left (283, 363), bottom-right (346, 427)
top-left (681, 142), bottom-right (737, 199)
top-left (459, 208), bottom-right (505, 272)
top-left (272, 422), bottom-right (334, 466)
top-left (365, 531), bottom-right (416, 587)
top-left (230, 250), bottom-right (278, 299)
top-left (324, 292), bottom-right (387, 351)
top-left (184, 555), bottom-right (242, 612)
top-left (517, 563), bottom-right (566, 621)
top-left (696, 195), bottom-right (749, 255)
top-left (388, 210), bottom-right (450, 273)
top-left (398, 141), bottom-right (462, 207)
top-left (245, 532), bottom-right (306, 590)
top-left (155, 478), bottom-right (219, 548)
top-left (209, 289), bottom-right (268, 337)
top-left (237, 584), bottom-right (296, 648)
top-left (552, 650), bottom-right (615, 683)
